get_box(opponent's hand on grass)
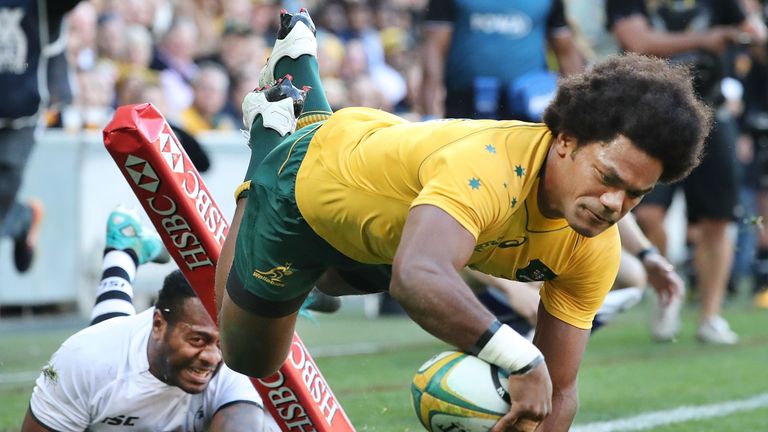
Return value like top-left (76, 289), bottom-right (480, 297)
top-left (643, 252), bottom-right (684, 306)
top-left (491, 361), bottom-right (551, 432)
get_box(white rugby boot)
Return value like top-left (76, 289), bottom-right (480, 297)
top-left (258, 8), bottom-right (317, 88)
top-left (242, 75), bottom-right (309, 137)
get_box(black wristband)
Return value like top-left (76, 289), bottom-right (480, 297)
top-left (470, 319), bottom-right (503, 356)
top-left (636, 246), bottom-right (659, 262)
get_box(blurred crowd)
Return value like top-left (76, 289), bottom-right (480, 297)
top-left (51, 0), bottom-right (428, 133)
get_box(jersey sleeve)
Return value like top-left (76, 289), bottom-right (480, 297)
top-left (29, 342), bottom-right (94, 431)
top-left (207, 364), bottom-right (264, 416)
top-left (412, 140), bottom-right (516, 240)
top-left (539, 226), bottom-right (621, 329)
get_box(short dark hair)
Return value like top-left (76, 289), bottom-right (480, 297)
top-left (543, 54), bottom-right (712, 183)
top-left (155, 270), bottom-right (198, 325)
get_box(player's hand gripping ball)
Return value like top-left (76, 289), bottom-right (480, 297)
top-left (411, 350), bottom-right (510, 431)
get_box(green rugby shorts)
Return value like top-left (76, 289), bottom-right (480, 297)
top-left (227, 123), bottom-right (391, 317)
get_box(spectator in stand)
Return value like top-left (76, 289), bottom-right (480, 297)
top-left (117, 24), bottom-right (159, 85)
top-left (179, 63), bottom-right (236, 136)
top-left (224, 69), bottom-right (262, 132)
top-left (341, 0), bottom-right (407, 111)
top-left (315, 32), bottom-right (349, 110)
top-left (96, 12), bottom-right (128, 65)
top-left (70, 64), bottom-right (117, 130)
top-left (152, 17), bottom-right (199, 119)
top-left (205, 22), bottom-right (267, 85)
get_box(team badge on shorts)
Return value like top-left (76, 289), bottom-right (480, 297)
top-left (253, 263), bottom-right (294, 287)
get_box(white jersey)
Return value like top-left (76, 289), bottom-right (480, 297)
top-left (29, 308), bottom-right (277, 431)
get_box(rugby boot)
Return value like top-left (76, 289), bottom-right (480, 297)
top-left (13, 199), bottom-right (44, 273)
top-left (258, 8), bottom-right (317, 88)
top-left (106, 206), bottom-right (170, 265)
top-left (242, 75), bottom-right (309, 137)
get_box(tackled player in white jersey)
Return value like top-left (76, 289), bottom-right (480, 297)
top-left (22, 207), bottom-right (280, 432)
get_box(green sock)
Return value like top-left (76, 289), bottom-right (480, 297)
top-left (244, 115), bottom-right (283, 182)
top-left (274, 55), bottom-right (332, 116)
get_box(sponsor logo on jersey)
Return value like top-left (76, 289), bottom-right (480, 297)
top-left (474, 236), bottom-right (528, 252)
top-left (469, 12), bottom-right (532, 38)
top-left (253, 263), bottom-right (294, 287)
top-left (516, 259), bottom-right (557, 282)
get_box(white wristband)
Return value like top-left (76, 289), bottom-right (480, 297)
top-left (477, 324), bottom-right (544, 375)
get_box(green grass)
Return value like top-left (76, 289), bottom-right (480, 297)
top-left (1, 293), bottom-right (766, 431)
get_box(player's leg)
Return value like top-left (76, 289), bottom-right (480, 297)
top-left (217, 70), bottom-right (312, 304)
top-left (91, 206), bottom-right (168, 325)
top-left (0, 127), bottom-right (40, 273)
top-left (633, 184), bottom-right (681, 341)
top-left (218, 119), bottom-right (329, 377)
top-left (259, 8), bottom-right (332, 127)
top-left (214, 68), bottom-right (310, 304)
top-left (1, 199), bottom-right (43, 273)
top-left (684, 118), bottom-right (739, 344)
top-left (219, 177), bottom-right (328, 377)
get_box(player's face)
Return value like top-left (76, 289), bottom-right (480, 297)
top-left (555, 134), bottom-right (661, 237)
top-left (158, 298), bottom-right (223, 394)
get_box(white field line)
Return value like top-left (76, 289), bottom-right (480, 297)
top-left (571, 392), bottom-right (768, 432)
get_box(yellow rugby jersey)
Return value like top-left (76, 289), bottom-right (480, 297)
top-left (295, 107), bottom-right (620, 328)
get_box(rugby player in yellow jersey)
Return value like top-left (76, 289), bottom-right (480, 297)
top-left (214, 9), bottom-right (711, 432)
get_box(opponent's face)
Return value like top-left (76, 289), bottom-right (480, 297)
top-left (152, 298), bottom-right (222, 394)
top-left (554, 134), bottom-right (662, 237)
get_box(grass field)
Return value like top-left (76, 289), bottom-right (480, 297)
top-left (0, 292), bottom-right (766, 431)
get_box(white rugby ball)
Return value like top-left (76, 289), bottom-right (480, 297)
top-left (411, 350), bottom-right (510, 431)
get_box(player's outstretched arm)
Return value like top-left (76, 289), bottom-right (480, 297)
top-left (391, 205), bottom-right (496, 349)
top-left (391, 205), bottom-right (552, 430)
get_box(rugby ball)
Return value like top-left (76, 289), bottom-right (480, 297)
top-left (411, 350), bottom-right (510, 431)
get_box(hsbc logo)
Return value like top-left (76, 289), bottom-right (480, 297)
top-left (124, 155), bottom-right (160, 193)
top-left (158, 131), bottom-right (184, 173)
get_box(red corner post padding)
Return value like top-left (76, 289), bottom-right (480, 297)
top-left (104, 104), bottom-right (355, 432)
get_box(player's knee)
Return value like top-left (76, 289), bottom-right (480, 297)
top-left (220, 352), bottom-right (275, 379)
top-left (220, 331), bottom-right (280, 378)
